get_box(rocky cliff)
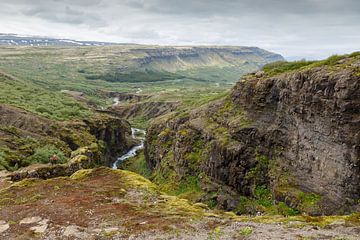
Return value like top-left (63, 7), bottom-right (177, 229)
top-left (144, 53), bottom-right (360, 215)
top-left (130, 46), bottom-right (284, 72)
top-left (0, 104), bottom-right (133, 171)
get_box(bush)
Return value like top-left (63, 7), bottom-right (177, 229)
top-left (24, 145), bottom-right (67, 165)
top-left (0, 151), bottom-right (10, 170)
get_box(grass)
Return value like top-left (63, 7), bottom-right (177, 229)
top-left (0, 150), bottom-right (8, 170)
top-left (262, 60), bottom-right (316, 75)
top-left (87, 69), bottom-right (186, 83)
top-left (118, 151), bottom-right (152, 179)
top-left (262, 51), bottom-right (360, 76)
top-left (0, 45), bottom-right (264, 122)
top-left (0, 72), bottom-right (91, 121)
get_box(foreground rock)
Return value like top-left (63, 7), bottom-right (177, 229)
top-left (145, 53), bottom-right (360, 215)
top-left (0, 167), bottom-right (359, 239)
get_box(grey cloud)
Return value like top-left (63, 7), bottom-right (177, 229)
top-left (21, 4), bottom-right (107, 27)
top-left (0, 0), bottom-right (359, 59)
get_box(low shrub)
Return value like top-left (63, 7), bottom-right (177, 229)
top-left (24, 145), bottom-right (67, 165)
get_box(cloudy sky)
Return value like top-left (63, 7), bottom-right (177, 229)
top-left (1, 0), bottom-right (359, 59)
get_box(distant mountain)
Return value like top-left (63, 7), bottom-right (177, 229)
top-left (0, 33), bottom-right (119, 46)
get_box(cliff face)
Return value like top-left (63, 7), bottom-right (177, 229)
top-left (0, 104), bottom-right (132, 170)
top-left (131, 46), bottom-right (284, 72)
top-left (85, 45), bottom-right (284, 83)
top-left (145, 54), bottom-right (360, 215)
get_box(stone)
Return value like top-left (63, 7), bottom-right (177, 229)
top-left (63, 225), bottom-right (88, 239)
top-left (0, 221), bottom-right (9, 234)
top-left (20, 216), bottom-right (42, 225)
top-left (104, 227), bottom-right (119, 233)
top-left (30, 224), bottom-right (48, 234)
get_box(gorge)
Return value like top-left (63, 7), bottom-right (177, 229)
top-left (0, 44), bottom-right (359, 239)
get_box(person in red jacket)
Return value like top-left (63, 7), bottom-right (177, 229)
top-left (49, 154), bottom-right (58, 165)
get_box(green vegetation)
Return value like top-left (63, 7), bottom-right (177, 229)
top-left (118, 151), bottom-right (152, 179)
top-left (262, 60), bottom-right (315, 75)
top-left (0, 150), bottom-right (9, 170)
top-left (87, 70), bottom-right (185, 83)
top-left (238, 226), bottom-right (253, 236)
top-left (172, 176), bottom-right (202, 199)
top-left (235, 193), bottom-right (300, 216)
top-left (207, 227), bottom-right (224, 240)
top-left (24, 145), bottom-right (67, 165)
top-left (0, 45), bottom-right (261, 123)
top-left (0, 72), bottom-right (91, 121)
top-left (262, 51), bottom-right (360, 76)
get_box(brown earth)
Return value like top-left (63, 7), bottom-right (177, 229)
top-left (0, 167), bottom-right (359, 239)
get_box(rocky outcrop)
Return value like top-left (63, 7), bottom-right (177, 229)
top-left (111, 101), bottom-right (180, 120)
top-left (0, 104), bottom-right (133, 170)
top-left (145, 54), bottom-right (360, 215)
top-left (83, 116), bottom-right (133, 165)
top-left (97, 90), bottom-right (151, 103)
top-left (9, 145), bottom-right (101, 181)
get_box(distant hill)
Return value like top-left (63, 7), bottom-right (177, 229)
top-left (0, 33), bottom-right (119, 46)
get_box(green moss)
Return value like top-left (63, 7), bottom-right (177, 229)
top-left (238, 226), bottom-right (253, 236)
top-left (345, 213), bottom-right (360, 225)
top-left (115, 169), bottom-right (157, 192)
top-left (184, 150), bottom-right (203, 172)
top-left (273, 173), bottom-right (321, 214)
top-left (70, 169), bottom-right (94, 180)
top-left (177, 129), bottom-right (188, 137)
top-left (159, 128), bottom-right (171, 137)
top-left (173, 176), bottom-right (202, 200)
top-left (208, 226), bottom-right (224, 240)
top-left (297, 192), bottom-right (321, 209)
top-left (276, 202), bottom-right (300, 216)
top-left (156, 194), bottom-right (205, 218)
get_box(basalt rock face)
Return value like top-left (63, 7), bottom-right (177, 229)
top-left (230, 63), bottom-right (360, 214)
top-left (145, 56), bottom-right (360, 215)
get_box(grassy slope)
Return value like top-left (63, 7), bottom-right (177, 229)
top-left (0, 45), bottom-right (272, 122)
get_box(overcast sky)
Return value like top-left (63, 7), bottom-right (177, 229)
top-left (1, 0), bottom-right (359, 59)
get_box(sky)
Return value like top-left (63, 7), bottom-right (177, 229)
top-left (0, 0), bottom-right (359, 60)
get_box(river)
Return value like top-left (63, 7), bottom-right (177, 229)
top-left (112, 128), bottom-right (146, 169)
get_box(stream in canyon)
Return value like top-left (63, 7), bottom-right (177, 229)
top-left (112, 128), bottom-right (146, 169)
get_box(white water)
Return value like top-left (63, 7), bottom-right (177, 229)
top-left (112, 97), bottom-right (120, 106)
top-left (112, 128), bottom-right (146, 169)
